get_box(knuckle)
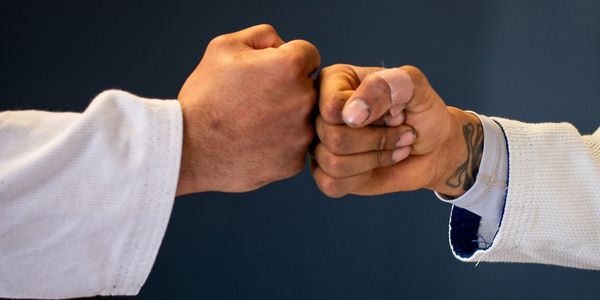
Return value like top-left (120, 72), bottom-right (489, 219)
top-left (402, 65), bottom-right (424, 76)
top-left (208, 34), bottom-right (231, 47)
top-left (284, 52), bottom-right (306, 74)
top-left (400, 65), bottom-right (427, 86)
top-left (318, 65), bottom-right (334, 78)
top-left (303, 40), bottom-right (321, 63)
top-left (256, 23), bottom-right (277, 35)
top-left (318, 64), bottom-right (348, 84)
top-left (289, 39), bottom-right (317, 52)
top-left (364, 72), bottom-right (391, 94)
top-left (321, 63), bottom-right (350, 74)
top-left (321, 64), bottom-right (333, 71)
top-left (318, 176), bottom-right (343, 198)
top-left (363, 72), bottom-right (379, 82)
top-left (320, 103), bottom-right (339, 124)
top-left (324, 155), bottom-right (346, 177)
top-left (302, 39), bottom-right (318, 51)
top-left (322, 127), bottom-right (345, 154)
top-left (282, 40), bottom-right (319, 73)
top-left (319, 92), bottom-right (345, 123)
top-left (315, 144), bottom-right (338, 176)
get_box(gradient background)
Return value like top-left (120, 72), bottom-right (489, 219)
top-left (2, 0), bottom-right (600, 299)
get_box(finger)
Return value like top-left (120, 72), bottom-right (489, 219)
top-left (311, 166), bottom-right (372, 198)
top-left (318, 64), bottom-right (383, 124)
top-left (341, 68), bottom-right (414, 127)
top-left (398, 65), bottom-right (434, 112)
top-left (278, 39), bottom-right (321, 76)
top-left (316, 116), bottom-right (416, 155)
top-left (383, 109), bottom-right (406, 127)
top-left (314, 143), bottom-right (411, 178)
top-left (352, 155), bottom-right (434, 195)
top-left (232, 24), bottom-right (285, 49)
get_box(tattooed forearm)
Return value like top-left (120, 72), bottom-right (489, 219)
top-left (446, 123), bottom-right (484, 191)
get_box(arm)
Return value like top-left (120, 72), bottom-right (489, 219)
top-left (0, 91), bottom-right (182, 298)
top-left (0, 24), bottom-right (320, 298)
top-left (462, 118), bottom-right (600, 269)
top-left (314, 64), bottom-right (600, 270)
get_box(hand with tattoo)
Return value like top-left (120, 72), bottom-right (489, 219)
top-left (312, 64), bottom-right (483, 198)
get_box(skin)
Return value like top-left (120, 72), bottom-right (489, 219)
top-left (176, 24), bottom-right (320, 195)
top-left (313, 64), bottom-right (483, 198)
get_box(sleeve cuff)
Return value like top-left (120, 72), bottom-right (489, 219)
top-left (96, 91), bottom-right (183, 295)
top-left (436, 112), bottom-right (509, 258)
top-left (436, 112), bottom-right (508, 224)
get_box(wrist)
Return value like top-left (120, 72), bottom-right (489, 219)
top-left (175, 100), bottom-right (212, 196)
top-left (176, 140), bottom-right (199, 196)
top-left (430, 107), bottom-right (483, 197)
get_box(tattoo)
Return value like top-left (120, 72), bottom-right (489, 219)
top-left (446, 123), bottom-right (484, 191)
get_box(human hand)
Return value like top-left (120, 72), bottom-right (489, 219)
top-left (176, 24), bottom-right (320, 195)
top-left (312, 64), bottom-right (483, 198)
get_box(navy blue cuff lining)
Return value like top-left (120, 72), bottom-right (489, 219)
top-left (450, 206), bottom-right (481, 258)
top-left (449, 119), bottom-right (510, 259)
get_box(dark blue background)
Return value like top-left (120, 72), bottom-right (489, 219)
top-left (2, 1), bottom-right (600, 299)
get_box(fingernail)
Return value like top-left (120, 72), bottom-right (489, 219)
top-left (395, 130), bottom-right (416, 147)
top-left (342, 98), bottom-right (370, 126)
top-left (392, 147), bottom-right (410, 163)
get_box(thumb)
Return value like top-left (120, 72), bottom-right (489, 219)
top-left (341, 68), bottom-right (413, 127)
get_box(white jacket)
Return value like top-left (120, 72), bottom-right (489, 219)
top-left (452, 117), bottom-right (600, 269)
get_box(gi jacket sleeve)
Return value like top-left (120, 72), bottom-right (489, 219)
top-left (0, 90), bottom-right (182, 298)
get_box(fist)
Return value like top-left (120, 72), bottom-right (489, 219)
top-left (313, 64), bottom-right (480, 198)
top-left (177, 24), bottom-right (320, 194)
